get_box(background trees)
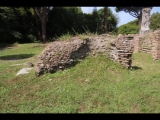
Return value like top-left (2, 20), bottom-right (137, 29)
top-left (115, 7), bottom-right (153, 34)
top-left (115, 7), bottom-right (143, 29)
top-left (118, 19), bottom-right (139, 34)
top-left (150, 12), bottom-right (160, 30)
top-left (117, 12), bottom-right (160, 34)
top-left (104, 7), bottom-right (108, 33)
top-left (34, 7), bottom-right (50, 43)
top-left (0, 7), bottom-right (40, 44)
top-left (93, 7), bottom-right (119, 34)
top-left (0, 6), bottom-right (119, 44)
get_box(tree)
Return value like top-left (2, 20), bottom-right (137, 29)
top-left (97, 8), bottom-right (119, 34)
top-left (0, 7), bottom-right (40, 44)
top-left (34, 7), bottom-right (50, 43)
top-left (115, 7), bottom-right (152, 34)
top-left (150, 12), bottom-right (160, 30)
top-left (115, 7), bottom-right (143, 33)
top-left (104, 7), bottom-right (108, 33)
top-left (92, 7), bottom-right (99, 32)
top-left (118, 19), bottom-right (139, 34)
top-left (47, 7), bottom-right (84, 38)
top-left (11, 7), bottom-right (40, 43)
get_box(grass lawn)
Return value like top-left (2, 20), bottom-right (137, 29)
top-left (0, 43), bottom-right (160, 113)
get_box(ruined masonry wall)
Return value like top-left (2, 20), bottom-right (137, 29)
top-left (133, 36), bottom-right (142, 53)
top-left (109, 35), bottom-right (134, 68)
top-left (152, 30), bottom-right (160, 60)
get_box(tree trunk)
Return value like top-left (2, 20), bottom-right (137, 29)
top-left (34, 7), bottom-right (49, 43)
top-left (41, 18), bottom-right (46, 43)
top-left (104, 7), bottom-right (108, 33)
top-left (138, 11), bottom-right (142, 34)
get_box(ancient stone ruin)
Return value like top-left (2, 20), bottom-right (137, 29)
top-left (86, 34), bottom-right (112, 55)
top-left (35, 35), bottom-right (114, 76)
top-left (140, 7), bottom-right (152, 35)
top-left (109, 34), bottom-right (134, 68)
top-left (133, 36), bottom-right (142, 53)
top-left (35, 29), bottom-right (160, 76)
top-left (35, 34), bottom-right (135, 76)
top-left (35, 39), bottom-right (90, 76)
top-left (151, 30), bottom-right (160, 60)
top-left (123, 30), bottom-right (160, 61)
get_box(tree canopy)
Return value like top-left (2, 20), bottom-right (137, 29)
top-left (96, 7), bottom-right (119, 33)
top-left (118, 19), bottom-right (139, 34)
top-left (118, 11), bottom-right (160, 35)
top-left (115, 7), bottom-right (143, 18)
top-left (0, 7), bottom-right (119, 44)
top-left (150, 12), bottom-right (160, 30)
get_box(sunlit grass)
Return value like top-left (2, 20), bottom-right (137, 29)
top-left (0, 42), bottom-right (160, 113)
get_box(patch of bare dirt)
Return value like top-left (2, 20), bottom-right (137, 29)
top-left (128, 105), bottom-right (141, 113)
top-left (107, 68), bottom-right (115, 74)
top-left (78, 103), bottom-right (86, 113)
top-left (5, 77), bottom-right (20, 85)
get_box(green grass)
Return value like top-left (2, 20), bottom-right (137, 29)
top-left (0, 43), bottom-right (160, 113)
top-left (56, 30), bottom-right (98, 41)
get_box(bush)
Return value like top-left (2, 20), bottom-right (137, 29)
top-left (118, 19), bottom-right (139, 34)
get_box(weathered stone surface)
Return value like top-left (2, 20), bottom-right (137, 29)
top-left (109, 34), bottom-right (134, 68)
top-left (126, 30), bottom-right (160, 61)
top-left (16, 68), bottom-right (33, 76)
top-left (133, 36), bottom-right (142, 53)
top-left (35, 35), bottom-right (113, 76)
top-left (86, 35), bottom-right (110, 55)
top-left (24, 62), bottom-right (34, 67)
top-left (35, 34), bottom-right (137, 76)
top-left (35, 39), bottom-right (90, 76)
top-left (140, 7), bottom-right (152, 35)
top-left (35, 29), bottom-right (160, 76)
top-left (151, 30), bottom-right (160, 60)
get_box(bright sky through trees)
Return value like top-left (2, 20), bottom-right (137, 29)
top-left (81, 7), bottom-right (160, 27)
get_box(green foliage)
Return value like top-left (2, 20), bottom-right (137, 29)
top-left (115, 7), bottom-right (143, 18)
top-left (94, 7), bottom-right (119, 34)
top-left (0, 7), bottom-right (40, 44)
top-left (118, 11), bottom-right (160, 35)
top-left (57, 32), bottom-right (73, 41)
top-left (47, 7), bottom-right (119, 39)
top-left (0, 7), bottom-right (119, 44)
top-left (150, 12), bottom-right (160, 30)
top-left (47, 7), bottom-right (84, 38)
top-left (118, 19), bottom-right (139, 34)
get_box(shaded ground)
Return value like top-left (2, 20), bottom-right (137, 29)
top-left (0, 54), bottom-right (34, 60)
top-left (0, 44), bottom-right (18, 51)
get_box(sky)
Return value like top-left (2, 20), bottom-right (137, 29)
top-left (81, 7), bottom-right (160, 27)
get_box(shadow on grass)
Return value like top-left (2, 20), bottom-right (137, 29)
top-left (131, 66), bottom-right (142, 70)
top-left (0, 44), bottom-right (17, 50)
top-left (0, 54), bottom-right (34, 60)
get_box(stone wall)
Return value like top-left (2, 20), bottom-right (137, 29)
top-left (128, 30), bottom-right (160, 61)
top-left (109, 35), bottom-right (134, 68)
top-left (141, 39), bottom-right (152, 53)
top-left (125, 33), bottom-right (152, 54)
top-left (35, 30), bottom-right (160, 76)
top-left (86, 34), bottom-right (112, 56)
top-left (35, 39), bottom-right (90, 76)
top-left (35, 35), bottom-right (113, 76)
top-left (133, 36), bottom-right (142, 53)
top-left (152, 30), bottom-right (160, 60)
